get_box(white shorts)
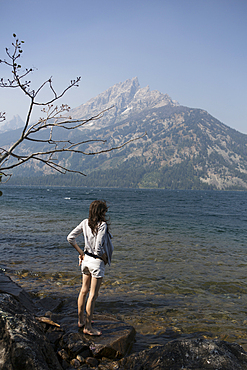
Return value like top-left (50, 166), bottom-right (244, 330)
top-left (81, 254), bottom-right (105, 278)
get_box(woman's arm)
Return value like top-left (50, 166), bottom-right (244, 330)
top-left (67, 223), bottom-right (85, 261)
top-left (71, 241), bottom-right (84, 256)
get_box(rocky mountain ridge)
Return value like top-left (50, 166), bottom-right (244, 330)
top-left (69, 77), bottom-right (179, 130)
top-left (2, 77), bottom-right (247, 190)
top-left (0, 114), bottom-right (24, 133)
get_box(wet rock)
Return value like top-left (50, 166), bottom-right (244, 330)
top-left (119, 338), bottom-right (247, 370)
top-left (85, 356), bottom-right (99, 367)
top-left (57, 313), bottom-right (135, 360)
top-left (77, 348), bottom-right (92, 359)
top-left (0, 293), bottom-right (63, 370)
top-left (59, 332), bottom-right (91, 357)
top-left (98, 359), bottom-right (120, 370)
top-left (76, 354), bottom-right (85, 364)
top-left (88, 315), bottom-right (136, 359)
top-left (45, 326), bottom-right (64, 348)
top-left (70, 358), bottom-right (81, 368)
top-left (0, 271), bottom-right (34, 312)
top-left (38, 296), bottom-right (64, 313)
top-left (57, 348), bottom-right (70, 362)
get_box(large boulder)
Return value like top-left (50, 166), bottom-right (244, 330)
top-left (55, 314), bottom-right (136, 362)
top-left (119, 338), bottom-right (247, 370)
top-left (0, 293), bottom-right (63, 370)
top-left (84, 314), bottom-right (136, 359)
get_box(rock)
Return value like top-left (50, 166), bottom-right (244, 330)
top-left (85, 357), bottom-right (99, 367)
top-left (57, 313), bottom-right (135, 360)
top-left (0, 293), bottom-right (63, 370)
top-left (70, 358), bottom-right (80, 368)
top-left (76, 354), bottom-right (85, 364)
top-left (57, 348), bottom-right (70, 362)
top-left (45, 326), bottom-right (64, 348)
top-left (59, 332), bottom-right (90, 357)
top-left (38, 297), bottom-right (64, 313)
top-left (77, 348), bottom-right (92, 359)
top-left (88, 315), bottom-right (136, 359)
top-left (98, 359), bottom-right (120, 370)
top-left (0, 271), bottom-right (34, 312)
top-left (6, 272), bottom-right (247, 370)
top-left (70, 77), bottom-right (179, 130)
top-left (118, 338), bottom-right (247, 370)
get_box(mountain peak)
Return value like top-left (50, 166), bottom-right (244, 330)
top-left (70, 77), bottom-right (179, 128)
top-left (0, 114), bottom-right (24, 133)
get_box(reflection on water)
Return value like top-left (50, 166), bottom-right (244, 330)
top-left (1, 186), bottom-right (247, 349)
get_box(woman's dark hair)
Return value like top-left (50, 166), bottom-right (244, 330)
top-left (88, 200), bottom-right (109, 234)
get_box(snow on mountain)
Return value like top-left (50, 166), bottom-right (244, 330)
top-left (0, 115), bottom-right (24, 133)
top-left (69, 77), bottom-right (179, 130)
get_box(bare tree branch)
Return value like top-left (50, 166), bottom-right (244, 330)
top-left (0, 112), bottom-right (5, 122)
top-left (0, 34), bottom-right (145, 180)
top-left (0, 131), bottom-right (146, 171)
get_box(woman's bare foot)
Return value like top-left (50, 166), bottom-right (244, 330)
top-left (83, 327), bottom-right (102, 336)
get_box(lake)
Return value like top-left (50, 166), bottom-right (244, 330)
top-left (1, 185), bottom-right (247, 350)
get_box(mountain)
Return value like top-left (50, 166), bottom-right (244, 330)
top-left (2, 77), bottom-right (247, 190)
top-left (0, 115), bottom-right (24, 133)
top-left (69, 77), bottom-right (179, 129)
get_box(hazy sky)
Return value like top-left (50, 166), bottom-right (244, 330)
top-left (0, 0), bottom-right (246, 133)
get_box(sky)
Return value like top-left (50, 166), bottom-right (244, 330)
top-left (0, 0), bottom-right (246, 133)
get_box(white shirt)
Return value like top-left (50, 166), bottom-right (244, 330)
top-left (67, 219), bottom-right (113, 265)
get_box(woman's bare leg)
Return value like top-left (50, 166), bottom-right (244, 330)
top-left (78, 274), bottom-right (91, 327)
top-left (84, 277), bottom-right (103, 335)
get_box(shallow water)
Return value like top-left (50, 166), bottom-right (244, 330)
top-left (1, 186), bottom-right (247, 349)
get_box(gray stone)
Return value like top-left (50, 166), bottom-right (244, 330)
top-left (0, 271), bottom-right (34, 312)
top-left (38, 297), bottom-right (64, 313)
top-left (57, 313), bottom-right (135, 360)
top-left (70, 358), bottom-right (80, 368)
top-left (0, 273), bottom-right (135, 369)
top-left (119, 338), bottom-right (247, 370)
top-left (76, 354), bottom-right (85, 364)
top-left (57, 348), bottom-right (70, 362)
top-left (59, 332), bottom-right (90, 357)
top-left (45, 326), bottom-right (64, 348)
top-left (88, 315), bottom-right (136, 359)
top-left (70, 77), bottom-right (179, 131)
top-left (85, 357), bottom-right (98, 367)
top-left (0, 293), bottom-right (62, 370)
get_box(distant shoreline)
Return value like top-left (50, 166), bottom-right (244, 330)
top-left (1, 182), bottom-right (246, 192)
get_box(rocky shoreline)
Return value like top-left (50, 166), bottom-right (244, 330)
top-left (1, 272), bottom-right (247, 370)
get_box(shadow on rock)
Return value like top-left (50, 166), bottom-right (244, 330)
top-left (119, 338), bottom-right (247, 370)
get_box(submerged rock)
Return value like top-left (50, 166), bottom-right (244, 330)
top-left (0, 271), bottom-right (34, 311)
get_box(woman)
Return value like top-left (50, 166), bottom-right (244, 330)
top-left (67, 200), bottom-right (113, 336)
